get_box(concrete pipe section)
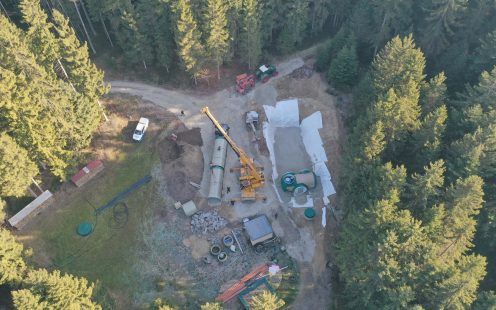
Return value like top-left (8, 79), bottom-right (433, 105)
top-left (207, 127), bottom-right (229, 206)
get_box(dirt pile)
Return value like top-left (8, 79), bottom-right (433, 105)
top-left (159, 128), bottom-right (204, 203)
top-left (176, 128), bottom-right (203, 146)
top-left (191, 211), bottom-right (227, 234)
top-left (290, 65), bottom-right (314, 79)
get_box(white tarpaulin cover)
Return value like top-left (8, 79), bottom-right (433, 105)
top-left (263, 99), bottom-right (336, 207)
top-left (300, 112), bottom-right (336, 204)
top-left (264, 99), bottom-right (299, 127)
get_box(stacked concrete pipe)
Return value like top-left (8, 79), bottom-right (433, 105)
top-left (207, 133), bottom-right (228, 206)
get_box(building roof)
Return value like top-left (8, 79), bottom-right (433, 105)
top-left (71, 160), bottom-right (103, 184)
top-left (243, 215), bottom-right (273, 242)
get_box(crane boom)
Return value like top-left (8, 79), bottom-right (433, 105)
top-left (201, 107), bottom-right (264, 186)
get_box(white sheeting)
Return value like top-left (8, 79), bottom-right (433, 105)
top-left (322, 207), bottom-right (327, 228)
top-left (300, 111), bottom-right (336, 204)
top-left (264, 99), bottom-right (299, 127)
top-left (263, 99), bottom-right (336, 208)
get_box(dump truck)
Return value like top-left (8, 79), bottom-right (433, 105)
top-left (255, 64), bottom-right (278, 83)
top-left (132, 117), bottom-right (149, 141)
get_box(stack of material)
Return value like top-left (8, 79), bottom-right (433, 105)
top-left (191, 211), bottom-right (227, 234)
top-left (8, 190), bottom-right (53, 229)
top-left (290, 65), bottom-right (313, 79)
top-left (71, 160), bottom-right (104, 187)
top-left (216, 264), bottom-right (269, 303)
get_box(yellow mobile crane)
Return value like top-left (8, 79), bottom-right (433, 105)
top-left (201, 107), bottom-right (265, 201)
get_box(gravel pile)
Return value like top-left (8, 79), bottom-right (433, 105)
top-left (290, 65), bottom-right (314, 79)
top-left (191, 211), bottom-right (227, 234)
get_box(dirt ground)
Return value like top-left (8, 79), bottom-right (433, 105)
top-left (109, 53), bottom-right (344, 309)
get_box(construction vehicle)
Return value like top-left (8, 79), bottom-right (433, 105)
top-left (201, 107), bottom-right (265, 202)
top-left (255, 64), bottom-right (278, 83)
top-left (245, 110), bottom-right (259, 141)
top-left (236, 73), bottom-right (255, 95)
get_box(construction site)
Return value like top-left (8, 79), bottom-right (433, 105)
top-left (15, 52), bottom-right (344, 309)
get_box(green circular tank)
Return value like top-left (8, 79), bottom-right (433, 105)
top-left (281, 169), bottom-right (317, 193)
top-left (77, 222), bottom-right (94, 237)
top-left (304, 208), bottom-right (316, 220)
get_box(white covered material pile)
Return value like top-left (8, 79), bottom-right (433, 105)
top-left (263, 99), bottom-right (336, 206)
top-left (190, 210), bottom-right (227, 234)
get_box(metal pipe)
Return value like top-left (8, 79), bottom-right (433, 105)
top-left (207, 136), bottom-right (228, 206)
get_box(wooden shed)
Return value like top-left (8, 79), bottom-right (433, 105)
top-left (71, 160), bottom-right (104, 187)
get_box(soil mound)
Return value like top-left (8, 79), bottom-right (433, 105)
top-left (159, 128), bottom-right (204, 203)
top-left (176, 128), bottom-right (203, 146)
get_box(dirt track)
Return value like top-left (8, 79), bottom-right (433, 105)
top-left (109, 49), bottom-right (339, 309)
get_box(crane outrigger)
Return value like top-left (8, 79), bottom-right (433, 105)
top-left (201, 107), bottom-right (265, 202)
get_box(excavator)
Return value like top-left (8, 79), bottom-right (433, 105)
top-left (201, 107), bottom-right (265, 202)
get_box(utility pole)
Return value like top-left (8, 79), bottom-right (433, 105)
top-left (70, 0), bottom-right (96, 54)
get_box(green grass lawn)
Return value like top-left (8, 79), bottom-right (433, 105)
top-left (23, 127), bottom-right (163, 308)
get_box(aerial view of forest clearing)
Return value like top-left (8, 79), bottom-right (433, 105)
top-left (2, 0), bottom-right (496, 309)
top-left (14, 55), bottom-right (343, 309)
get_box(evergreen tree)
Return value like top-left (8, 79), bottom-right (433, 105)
top-left (456, 65), bottom-right (496, 112)
top-left (412, 105), bottom-right (447, 168)
top-left (405, 160), bottom-right (445, 217)
top-left (0, 199), bottom-right (6, 222)
top-left (0, 228), bottom-right (27, 286)
top-left (0, 134), bottom-right (38, 198)
top-left (371, 86), bottom-right (421, 153)
top-left (336, 190), bottom-right (435, 308)
top-left (447, 126), bottom-right (496, 181)
top-left (52, 10), bottom-right (108, 149)
top-left (108, 0), bottom-right (154, 67)
top-left (327, 44), bottom-right (359, 91)
top-left (136, 0), bottom-right (174, 72)
top-left (438, 175), bottom-right (484, 259)
top-left (369, 0), bottom-right (413, 55)
top-left (206, 0), bottom-right (230, 79)
top-left (12, 269), bottom-right (101, 309)
top-left (201, 302), bottom-right (222, 310)
top-left (19, 0), bottom-right (59, 73)
top-left (371, 35), bottom-right (426, 98)
top-left (309, 0), bottom-right (331, 35)
top-left (175, 0), bottom-right (205, 84)
top-left (429, 255), bottom-right (486, 309)
top-left (240, 0), bottom-right (262, 69)
top-left (251, 291), bottom-right (285, 310)
top-left (472, 291), bottom-right (496, 310)
top-left (226, 0), bottom-right (243, 58)
top-left (420, 72), bottom-right (447, 115)
top-left (0, 15), bottom-right (74, 178)
top-left (277, 0), bottom-right (309, 53)
top-left (420, 0), bottom-right (468, 56)
top-left (315, 28), bottom-right (349, 72)
top-left (471, 31), bottom-right (496, 78)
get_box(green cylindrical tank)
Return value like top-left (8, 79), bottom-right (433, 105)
top-left (280, 169), bottom-right (317, 193)
top-left (77, 222), bottom-right (93, 237)
top-left (304, 208), bottom-right (316, 220)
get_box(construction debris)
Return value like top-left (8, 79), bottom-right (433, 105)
top-left (189, 181), bottom-right (201, 189)
top-left (191, 211), bottom-right (227, 234)
top-left (290, 65), bottom-right (314, 79)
